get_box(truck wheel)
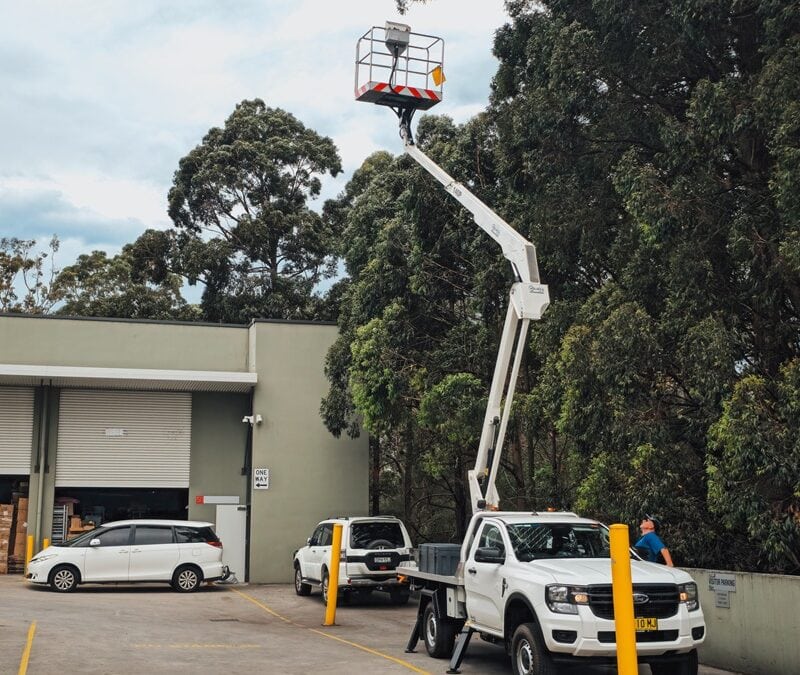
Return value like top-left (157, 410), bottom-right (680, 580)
top-left (651, 650), bottom-right (698, 675)
top-left (511, 622), bottom-right (557, 675)
top-left (422, 603), bottom-right (458, 658)
top-left (294, 564), bottom-right (311, 596)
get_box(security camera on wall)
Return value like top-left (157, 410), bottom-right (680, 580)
top-left (242, 415), bottom-right (263, 425)
top-left (242, 415), bottom-right (254, 424)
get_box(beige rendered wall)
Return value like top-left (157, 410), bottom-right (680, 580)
top-left (0, 314), bottom-right (248, 372)
top-left (248, 321), bottom-right (368, 583)
top-left (684, 568), bottom-right (800, 675)
top-left (187, 392), bottom-right (249, 522)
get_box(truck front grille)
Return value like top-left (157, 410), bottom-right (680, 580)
top-left (587, 584), bottom-right (679, 620)
top-left (597, 630), bottom-right (679, 643)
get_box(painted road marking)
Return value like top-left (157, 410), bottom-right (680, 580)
top-left (18, 621), bottom-right (36, 675)
top-left (133, 643), bottom-right (261, 649)
top-left (228, 588), bottom-right (430, 674)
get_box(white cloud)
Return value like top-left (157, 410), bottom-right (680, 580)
top-left (0, 0), bottom-right (510, 265)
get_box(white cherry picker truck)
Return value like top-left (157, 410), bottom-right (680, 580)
top-left (355, 23), bottom-right (706, 675)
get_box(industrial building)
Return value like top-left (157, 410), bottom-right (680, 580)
top-left (0, 313), bottom-right (368, 582)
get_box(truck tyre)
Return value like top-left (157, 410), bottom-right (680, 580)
top-left (422, 603), bottom-right (458, 658)
top-left (651, 650), bottom-right (698, 675)
top-left (511, 622), bottom-right (557, 675)
top-left (294, 564), bottom-right (311, 596)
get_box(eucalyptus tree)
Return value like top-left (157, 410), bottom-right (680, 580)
top-left (168, 99), bottom-right (342, 323)
top-left (489, 0), bottom-right (800, 569)
top-left (54, 230), bottom-right (197, 321)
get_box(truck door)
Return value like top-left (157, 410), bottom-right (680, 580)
top-left (463, 521), bottom-right (506, 632)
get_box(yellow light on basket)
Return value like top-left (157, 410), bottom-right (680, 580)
top-left (431, 65), bottom-right (446, 86)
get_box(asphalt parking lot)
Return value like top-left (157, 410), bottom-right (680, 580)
top-left (1, 576), bottom-right (739, 675)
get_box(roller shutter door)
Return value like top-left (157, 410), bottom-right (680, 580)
top-left (56, 390), bottom-right (191, 487)
top-left (0, 387), bottom-right (34, 474)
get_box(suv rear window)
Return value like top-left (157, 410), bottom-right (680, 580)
top-left (175, 526), bottom-right (219, 544)
top-left (350, 521), bottom-right (405, 549)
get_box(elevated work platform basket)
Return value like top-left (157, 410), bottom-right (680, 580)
top-left (355, 24), bottom-right (444, 111)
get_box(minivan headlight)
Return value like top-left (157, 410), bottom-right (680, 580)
top-left (679, 582), bottom-right (699, 611)
top-left (546, 585), bottom-right (590, 614)
top-left (30, 554), bottom-right (58, 564)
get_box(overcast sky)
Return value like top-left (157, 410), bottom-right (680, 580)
top-left (0, 0), bottom-right (510, 272)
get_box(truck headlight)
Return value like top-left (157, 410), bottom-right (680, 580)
top-left (679, 582), bottom-right (699, 611)
top-left (546, 585), bottom-right (589, 615)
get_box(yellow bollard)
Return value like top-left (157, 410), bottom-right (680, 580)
top-left (323, 523), bottom-right (343, 626)
top-left (42, 538), bottom-right (50, 550)
top-left (26, 535), bottom-right (34, 573)
top-left (610, 524), bottom-right (637, 675)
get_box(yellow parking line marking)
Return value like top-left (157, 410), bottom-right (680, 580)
top-left (18, 621), bottom-right (36, 675)
top-left (228, 588), bottom-right (429, 674)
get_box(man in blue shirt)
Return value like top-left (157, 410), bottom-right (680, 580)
top-left (635, 514), bottom-right (674, 566)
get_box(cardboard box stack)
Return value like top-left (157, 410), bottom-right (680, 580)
top-left (0, 503), bottom-right (13, 574)
top-left (14, 497), bottom-right (29, 559)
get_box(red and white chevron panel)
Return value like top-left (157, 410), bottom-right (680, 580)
top-left (355, 81), bottom-right (442, 110)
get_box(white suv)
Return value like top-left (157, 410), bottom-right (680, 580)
top-left (293, 516), bottom-right (413, 604)
top-left (26, 519), bottom-right (228, 592)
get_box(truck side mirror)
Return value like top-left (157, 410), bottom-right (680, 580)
top-left (474, 546), bottom-right (505, 564)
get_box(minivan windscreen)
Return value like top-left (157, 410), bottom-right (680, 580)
top-left (350, 522), bottom-right (405, 549)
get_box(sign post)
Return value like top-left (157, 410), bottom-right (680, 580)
top-left (323, 523), bottom-right (343, 626)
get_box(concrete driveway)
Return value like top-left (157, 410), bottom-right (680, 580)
top-left (0, 576), bottom-right (740, 675)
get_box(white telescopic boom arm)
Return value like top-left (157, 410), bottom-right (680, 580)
top-left (403, 140), bottom-right (549, 514)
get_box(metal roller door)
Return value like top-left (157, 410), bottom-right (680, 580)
top-left (56, 390), bottom-right (191, 488)
top-left (0, 387), bottom-right (34, 474)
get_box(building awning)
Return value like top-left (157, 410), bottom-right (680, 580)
top-left (0, 363), bottom-right (257, 393)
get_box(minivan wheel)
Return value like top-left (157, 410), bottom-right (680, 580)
top-left (294, 565), bottom-right (311, 596)
top-left (172, 565), bottom-right (202, 592)
top-left (49, 565), bottom-right (79, 592)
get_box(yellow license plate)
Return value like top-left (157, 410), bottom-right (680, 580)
top-left (635, 617), bottom-right (658, 631)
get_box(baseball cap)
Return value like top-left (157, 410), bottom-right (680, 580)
top-left (644, 513), bottom-right (661, 531)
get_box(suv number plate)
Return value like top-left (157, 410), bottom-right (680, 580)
top-left (374, 556), bottom-right (392, 563)
top-left (635, 618), bottom-right (658, 631)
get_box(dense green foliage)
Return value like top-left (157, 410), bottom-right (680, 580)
top-left (323, 0), bottom-right (800, 573)
top-left (167, 99), bottom-right (343, 323)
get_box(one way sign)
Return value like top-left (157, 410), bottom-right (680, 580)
top-left (254, 467), bottom-right (270, 490)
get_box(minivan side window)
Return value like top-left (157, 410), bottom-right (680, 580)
top-left (175, 526), bottom-right (217, 544)
top-left (95, 527), bottom-right (131, 547)
top-left (134, 526), bottom-right (174, 545)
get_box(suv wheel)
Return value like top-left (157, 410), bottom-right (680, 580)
top-left (294, 564), bottom-right (312, 596)
top-left (390, 588), bottom-right (410, 605)
top-left (321, 569), bottom-right (330, 604)
top-left (511, 622), bottom-right (556, 675)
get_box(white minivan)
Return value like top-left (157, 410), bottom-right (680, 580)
top-left (27, 519), bottom-right (228, 592)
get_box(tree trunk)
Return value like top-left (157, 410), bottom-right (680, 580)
top-left (370, 435), bottom-right (381, 516)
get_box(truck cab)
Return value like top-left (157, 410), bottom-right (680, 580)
top-left (457, 511), bottom-right (705, 674)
